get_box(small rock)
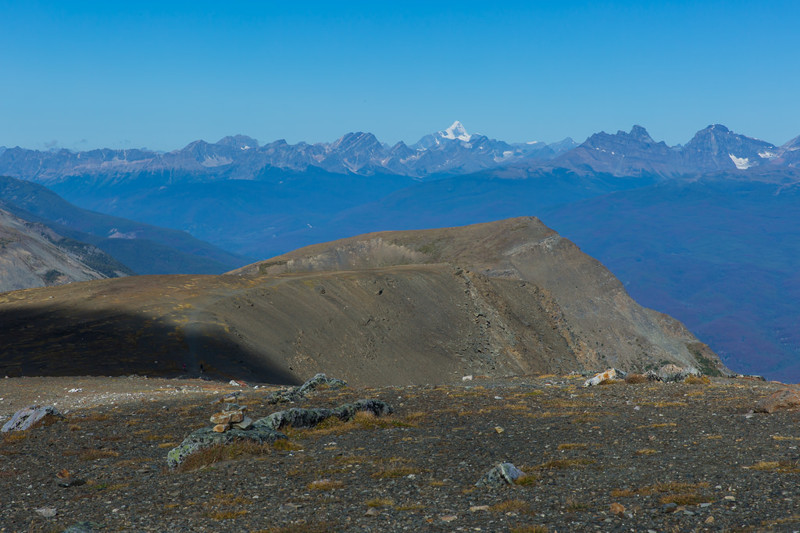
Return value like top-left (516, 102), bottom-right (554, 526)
top-left (662, 502), bottom-right (678, 513)
top-left (2, 405), bottom-right (63, 432)
top-left (462, 375), bottom-right (474, 381)
top-left (279, 503), bottom-right (299, 512)
top-left (754, 387), bottom-right (800, 413)
top-left (210, 412), bottom-right (233, 425)
top-left (494, 426), bottom-right (505, 434)
top-left (657, 364), bottom-right (699, 382)
top-left (475, 462), bottom-right (524, 488)
top-left (233, 416), bottom-right (253, 430)
top-left (364, 507), bottom-right (380, 517)
top-left (35, 507), bottom-right (57, 518)
top-left (56, 469), bottom-right (85, 488)
top-left (212, 423), bottom-right (230, 433)
top-left (584, 369), bottom-right (617, 387)
top-left (62, 522), bottom-right (100, 533)
top-left (470, 505), bottom-right (490, 512)
top-left (440, 515), bottom-right (457, 522)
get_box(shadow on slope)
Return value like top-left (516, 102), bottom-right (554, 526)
top-left (0, 299), bottom-right (298, 385)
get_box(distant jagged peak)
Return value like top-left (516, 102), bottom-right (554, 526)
top-left (687, 123), bottom-right (776, 148)
top-left (216, 135), bottom-right (259, 151)
top-left (329, 131), bottom-right (382, 151)
top-left (439, 120), bottom-right (472, 142)
top-left (627, 125), bottom-right (655, 143)
top-left (705, 123), bottom-right (730, 133)
top-left (782, 134), bottom-right (800, 151)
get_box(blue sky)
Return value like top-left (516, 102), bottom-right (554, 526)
top-left (2, 1), bottom-right (798, 151)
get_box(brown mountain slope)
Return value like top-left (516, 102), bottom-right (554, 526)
top-left (0, 217), bottom-right (727, 384)
top-left (0, 208), bottom-right (123, 293)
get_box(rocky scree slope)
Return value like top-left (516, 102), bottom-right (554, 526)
top-left (0, 208), bottom-right (130, 293)
top-left (1, 374), bottom-right (799, 532)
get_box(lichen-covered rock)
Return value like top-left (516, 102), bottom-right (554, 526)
top-left (167, 426), bottom-right (286, 468)
top-left (657, 364), bottom-right (700, 382)
top-left (1, 405), bottom-right (63, 432)
top-left (167, 398), bottom-right (392, 468)
top-left (233, 416), bottom-right (253, 430)
top-left (754, 388), bottom-right (800, 414)
top-left (267, 373), bottom-right (347, 404)
top-left (643, 370), bottom-right (663, 382)
top-left (584, 369), bottom-right (617, 387)
top-left (254, 399), bottom-right (393, 431)
top-left (475, 463), bottom-right (525, 488)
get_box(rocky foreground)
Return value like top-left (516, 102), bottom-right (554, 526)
top-left (1, 373), bottom-right (800, 532)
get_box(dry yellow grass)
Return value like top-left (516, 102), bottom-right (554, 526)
top-left (745, 461), bottom-right (800, 473)
top-left (79, 449), bottom-right (120, 461)
top-left (536, 458), bottom-right (595, 470)
top-left (1, 432), bottom-right (28, 443)
top-left (307, 479), bottom-right (344, 491)
top-left (611, 481), bottom-right (711, 501)
top-left (371, 465), bottom-right (422, 479)
top-left (176, 441), bottom-right (272, 473)
top-left (490, 499), bottom-right (530, 513)
top-left (272, 439), bottom-right (304, 451)
top-left (557, 443), bottom-right (589, 450)
top-left (636, 448), bottom-right (658, 455)
top-left (684, 375), bottom-right (711, 385)
top-left (565, 497), bottom-right (590, 511)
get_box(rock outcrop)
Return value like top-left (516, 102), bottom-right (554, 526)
top-left (167, 397), bottom-right (393, 468)
top-left (1, 405), bottom-right (62, 432)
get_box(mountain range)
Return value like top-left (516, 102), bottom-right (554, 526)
top-left (0, 121), bottom-right (574, 182)
top-left (1, 121), bottom-right (798, 381)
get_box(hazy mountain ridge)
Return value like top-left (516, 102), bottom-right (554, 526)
top-left (0, 207), bottom-right (130, 292)
top-left (0, 122), bottom-right (795, 185)
top-left (544, 124), bottom-right (788, 177)
top-left (0, 176), bottom-right (249, 275)
top-left (0, 121), bottom-right (574, 183)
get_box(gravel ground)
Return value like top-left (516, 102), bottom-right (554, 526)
top-left (1, 374), bottom-right (799, 532)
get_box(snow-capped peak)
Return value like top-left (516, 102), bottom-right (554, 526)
top-left (439, 121), bottom-right (472, 142)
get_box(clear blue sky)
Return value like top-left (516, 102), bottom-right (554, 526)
top-left (2, 0), bottom-right (798, 151)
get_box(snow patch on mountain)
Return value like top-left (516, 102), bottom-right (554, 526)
top-left (201, 156), bottom-right (233, 167)
top-left (440, 121), bottom-right (472, 142)
top-left (729, 154), bottom-right (753, 170)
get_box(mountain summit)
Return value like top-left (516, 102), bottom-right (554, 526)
top-left (439, 120), bottom-right (472, 142)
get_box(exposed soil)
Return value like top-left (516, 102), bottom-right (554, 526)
top-left (2, 374), bottom-right (799, 532)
